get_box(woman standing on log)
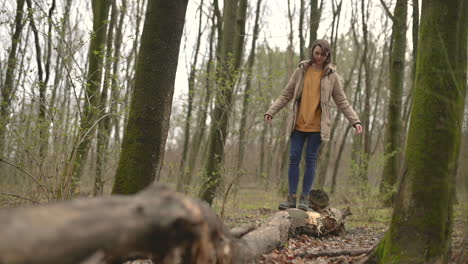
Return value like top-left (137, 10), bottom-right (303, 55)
top-left (264, 39), bottom-right (363, 211)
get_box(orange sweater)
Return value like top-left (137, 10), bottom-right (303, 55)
top-left (295, 67), bottom-right (322, 132)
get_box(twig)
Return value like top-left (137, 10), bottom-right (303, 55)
top-left (25, 149), bottom-right (51, 201)
top-left (296, 248), bottom-right (372, 258)
top-left (220, 170), bottom-right (245, 219)
top-left (0, 192), bottom-right (39, 205)
top-left (0, 158), bottom-right (49, 198)
top-left (379, 0), bottom-right (395, 22)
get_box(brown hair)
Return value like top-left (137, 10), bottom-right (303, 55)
top-left (309, 39), bottom-right (332, 67)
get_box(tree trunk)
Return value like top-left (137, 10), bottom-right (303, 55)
top-left (349, 13), bottom-right (365, 185)
top-left (95, 1), bottom-right (118, 196)
top-left (309, 0), bottom-right (322, 47)
top-left (187, 13), bottom-right (216, 184)
top-left (198, 0), bottom-right (241, 205)
top-left (330, 125), bottom-right (352, 194)
top-left (349, 0), bottom-right (372, 187)
top-left (0, 0), bottom-right (26, 153)
top-left (299, 0), bottom-right (305, 59)
top-left (399, 0), bottom-right (419, 186)
top-left (236, 0), bottom-right (263, 183)
top-left (177, 0), bottom-right (204, 193)
top-left (402, 0), bottom-right (419, 127)
top-left (330, 0), bottom-right (343, 53)
top-left (370, 42), bottom-right (388, 155)
top-left (360, 0), bottom-right (372, 183)
top-left (66, 0), bottom-right (111, 196)
top-left (112, 0), bottom-right (189, 194)
top-left (380, 0), bottom-right (407, 204)
top-left (109, 0), bottom-right (127, 148)
top-left (366, 0), bottom-right (467, 262)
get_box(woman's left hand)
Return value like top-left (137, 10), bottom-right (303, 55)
top-left (354, 124), bottom-right (363, 134)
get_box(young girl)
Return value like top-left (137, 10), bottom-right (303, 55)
top-left (264, 39), bottom-right (363, 211)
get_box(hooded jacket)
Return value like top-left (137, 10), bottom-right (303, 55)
top-left (265, 59), bottom-right (361, 141)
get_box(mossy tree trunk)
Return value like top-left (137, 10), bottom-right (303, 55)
top-left (66, 0), bottom-right (111, 196)
top-left (367, 0), bottom-right (467, 262)
top-left (112, 0), bottom-right (189, 194)
top-left (380, 0), bottom-right (408, 203)
top-left (198, 0), bottom-right (240, 205)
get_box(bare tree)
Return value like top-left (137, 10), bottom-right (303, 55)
top-left (199, 0), bottom-right (244, 205)
top-left (176, 0), bottom-right (205, 193)
top-left (0, 0), bottom-right (26, 153)
top-left (380, 0), bottom-right (408, 204)
top-left (65, 0), bottom-right (111, 196)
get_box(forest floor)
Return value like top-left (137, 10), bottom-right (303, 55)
top-left (219, 187), bottom-right (467, 264)
top-left (222, 206), bottom-right (466, 263)
top-left (1, 186), bottom-right (466, 263)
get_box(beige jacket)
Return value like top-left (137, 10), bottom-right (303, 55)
top-left (265, 60), bottom-right (361, 141)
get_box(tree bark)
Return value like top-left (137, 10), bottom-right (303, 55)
top-left (366, 0), bottom-right (467, 262)
top-left (112, 0), bottom-right (189, 194)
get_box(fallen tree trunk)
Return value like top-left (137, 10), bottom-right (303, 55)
top-left (0, 185), bottom-right (350, 264)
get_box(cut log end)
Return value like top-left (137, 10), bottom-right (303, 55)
top-left (309, 189), bottom-right (330, 210)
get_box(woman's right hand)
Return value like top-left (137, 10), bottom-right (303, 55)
top-left (264, 114), bottom-right (272, 125)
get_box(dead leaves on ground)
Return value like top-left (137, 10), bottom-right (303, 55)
top-left (259, 228), bottom-right (385, 264)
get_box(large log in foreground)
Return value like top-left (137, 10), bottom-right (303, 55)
top-left (0, 185), bottom-right (350, 264)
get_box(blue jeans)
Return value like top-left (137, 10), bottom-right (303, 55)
top-left (288, 130), bottom-right (322, 196)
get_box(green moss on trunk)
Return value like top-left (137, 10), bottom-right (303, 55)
top-left (369, 0), bottom-right (467, 263)
top-left (112, 0), bottom-right (189, 194)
